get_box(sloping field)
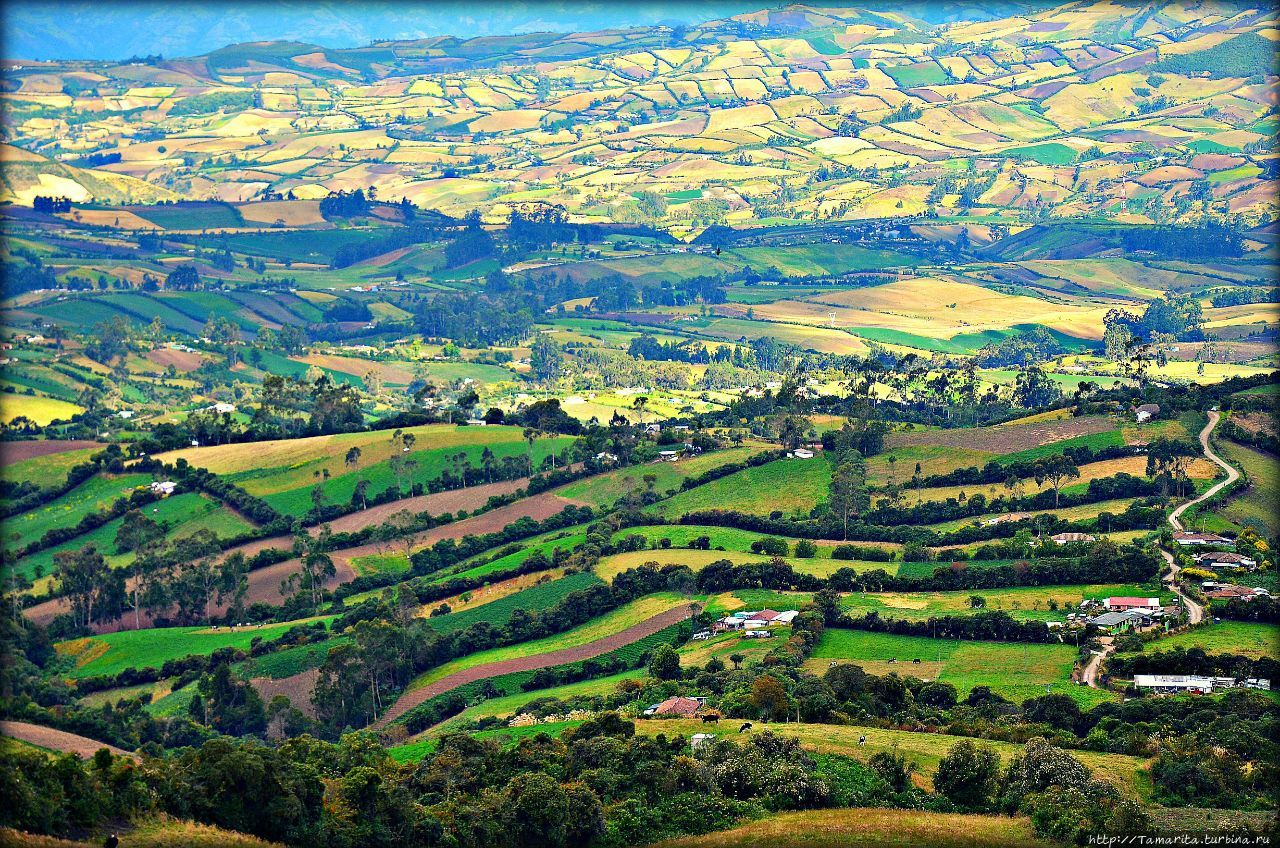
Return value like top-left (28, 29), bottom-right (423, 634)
top-left (652, 457), bottom-right (830, 517)
top-left (887, 414), bottom-right (1118, 454)
top-left (55, 619), bottom-right (328, 679)
top-left (0, 720), bottom-right (137, 760)
top-left (420, 571), bottom-right (601, 635)
top-left (808, 629), bottom-right (1111, 707)
top-left (555, 447), bottom-right (760, 507)
top-left (635, 719), bottom-right (1146, 799)
top-left (376, 598), bottom-right (697, 727)
top-left (647, 808), bottom-right (1051, 848)
top-left (322, 477), bottom-right (527, 533)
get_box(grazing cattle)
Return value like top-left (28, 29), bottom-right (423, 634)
top-left (702, 714), bottom-right (720, 724)
top-left (887, 658), bottom-right (897, 663)
top-left (912, 658), bottom-right (920, 663)
top-left (858, 735), bottom-right (866, 745)
top-left (739, 722), bottom-right (752, 733)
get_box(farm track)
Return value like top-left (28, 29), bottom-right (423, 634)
top-left (22, 487), bottom-right (581, 632)
top-left (373, 603), bottom-right (698, 729)
top-left (1161, 410), bottom-right (1235, 627)
top-left (1, 720), bottom-right (138, 760)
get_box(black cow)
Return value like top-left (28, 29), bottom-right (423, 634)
top-left (702, 714), bottom-right (720, 723)
top-left (739, 722), bottom-right (752, 733)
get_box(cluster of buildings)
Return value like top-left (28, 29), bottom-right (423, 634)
top-left (1202, 583), bottom-right (1270, 603)
top-left (1134, 675), bottom-right (1270, 695)
top-left (710, 608), bottom-right (800, 638)
top-left (1193, 551), bottom-right (1258, 572)
top-left (1078, 596), bottom-right (1181, 634)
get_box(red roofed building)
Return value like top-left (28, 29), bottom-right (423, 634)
top-left (748, 609), bottom-right (781, 622)
top-left (1104, 597), bottom-right (1161, 612)
top-left (651, 696), bottom-right (704, 717)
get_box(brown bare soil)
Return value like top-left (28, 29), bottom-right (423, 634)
top-left (0, 440), bottom-right (103, 462)
top-left (145, 347), bottom-right (206, 372)
top-left (251, 668), bottom-right (321, 718)
top-left (23, 491), bottom-right (585, 632)
top-left (892, 414), bottom-right (1115, 453)
top-left (324, 478), bottom-right (527, 534)
top-left (374, 603), bottom-right (697, 728)
top-left (0, 720), bottom-right (137, 760)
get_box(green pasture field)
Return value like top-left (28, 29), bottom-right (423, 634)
top-left (423, 572), bottom-right (603, 635)
top-left (103, 293), bottom-right (206, 335)
top-left (236, 636), bottom-right (349, 680)
top-left (349, 551), bottom-right (413, 577)
top-left (210, 433), bottom-right (572, 517)
top-left (430, 531), bottom-right (591, 583)
top-left (1211, 441), bottom-right (1279, 537)
top-left (3, 472), bottom-right (153, 554)
top-left (389, 720), bottom-right (585, 761)
top-left (726, 243), bottom-right (920, 277)
top-left (2, 361), bottom-right (89, 402)
top-left (1152, 622), bottom-right (1278, 659)
top-left (925, 497), bottom-right (1142, 534)
top-left (633, 720), bottom-right (1148, 801)
top-left (420, 669), bottom-right (641, 735)
top-left (11, 491), bottom-right (257, 583)
top-left (58, 618), bottom-right (332, 679)
top-left (809, 628), bottom-right (1114, 707)
top-left (394, 618), bottom-right (690, 731)
top-left (0, 446), bottom-right (100, 492)
top-left (123, 201), bottom-right (244, 230)
top-left (837, 583), bottom-right (1170, 621)
top-left (593, 548), bottom-right (883, 582)
top-left (610, 524), bottom-right (849, 559)
top-left (1002, 142), bottom-right (1078, 166)
top-left (407, 593), bottom-right (693, 690)
top-left (651, 456), bottom-right (831, 518)
top-left (555, 446), bottom-right (760, 507)
top-left (883, 61), bottom-right (950, 88)
top-left (252, 350), bottom-right (363, 387)
top-left (168, 228), bottom-right (395, 265)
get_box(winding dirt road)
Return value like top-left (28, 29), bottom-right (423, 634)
top-left (1159, 410), bottom-right (1236, 627)
top-left (372, 603), bottom-right (698, 730)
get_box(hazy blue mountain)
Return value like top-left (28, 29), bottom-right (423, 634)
top-left (5, 1), bottom-right (763, 60)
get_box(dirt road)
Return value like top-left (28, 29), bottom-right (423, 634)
top-left (373, 603), bottom-right (697, 729)
top-left (1160, 410), bottom-right (1233, 627)
top-left (1167, 411), bottom-right (1238, 533)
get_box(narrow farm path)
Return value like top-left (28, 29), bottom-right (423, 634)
top-left (1, 720), bottom-right (138, 760)
top-left (1167, 411), bottom-right (1238, 532)
top-left (372, 604), bottom-right (698, 730)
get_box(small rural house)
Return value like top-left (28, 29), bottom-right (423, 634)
top-left (1204, 584), bottom-right (1268, 602)
top-left (149, 481), bottom-right (177, 497)
top-left (1134, 403), bottom-right (1161, 423)
top-left (1050, 532), bottom-right (1095, 544)
top-left (1195, 551), bottom-right (1257, 570)
top-left (790, 448), bottom-right (814, 459)
top-left (646, 696), bottom-right (705, 717)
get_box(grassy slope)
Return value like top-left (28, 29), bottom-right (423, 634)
top-left (407, 593), bottom-right (691, 690)
top-left (56, 619), bottom-right (330, 679)
top-left (809, 628), bottom-right (1113, 707)
top-left (653, 457), bottom-right (831, 518)
top-left (646, 808), bottom-right (1050, 848)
